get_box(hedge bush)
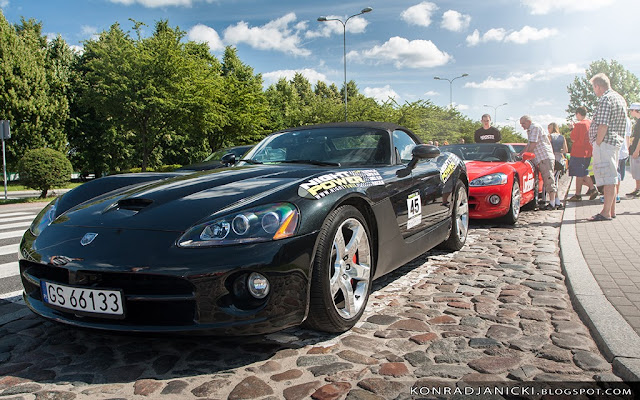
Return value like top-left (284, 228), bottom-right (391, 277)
top-left (18, 148), bottom-right (73, 198)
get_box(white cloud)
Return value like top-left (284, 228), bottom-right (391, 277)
top-left (81, 25), bottom-right (98, 36)
top-left (349, 36), bottom-right (451, 69)
top-left (532, 99), bottom-right (553, 107)
top-left (187, 24), bottom-right (224, 52)
top-left (0, 1), bottom-right (9, 8)
top-left (441, 10), bottom-right (471, 32)
top-left (464, 63), bottom-right (583, 89)
top-left (504, 26), bottom-right (558, 44)
top-left (529, 114), bottom-right (567, 126)
top-left (400, 2), bottom-right (438, 27)
top-left (223, 13), bottom-right (310, 56)
top-left (466, 28), bottom-right (506, 46)
top-left (109, 0), bottom-right (196, 6)
top-left (70, 45), bottom-right (84, 54)
top-left (306, 15), bottom-right (368, 39)
top-left (364, 85), bottom-right (399, 103)
top-left (455, 103), bottom-right (470, 111)
top-left (262, 68), bottom-right (329, 87)
top-left (521, 0), bottom-right (615, 15)
top-left (467, 26), bottom-right (557, 46)
top-left (424, 90), bottom-right (439, 96)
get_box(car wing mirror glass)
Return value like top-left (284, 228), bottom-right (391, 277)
top-left (221, 153), bottom-right (236, 165)
top-left (398, 145), bottom-right (440, 177)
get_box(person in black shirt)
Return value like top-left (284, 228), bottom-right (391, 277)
top-left (627, 103), bottom-right (640, 197)
top-left (474, 114), bottom-right (502, 143)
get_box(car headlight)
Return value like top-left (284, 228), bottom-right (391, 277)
top-left (178, 202), bottom-right (299, 247)
top-left (30, 198), bottom-right (59, 236)
top-left (470, 173), bottom-right (508, 187)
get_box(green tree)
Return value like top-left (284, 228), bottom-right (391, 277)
top-left (566, 59), bottom-right (640, 117)
top-left (18, 148), bottom-right (73, 198)
top-left (212, 47), bottom-right (269, 151)
top-left (77, 20), bottom-right (226, 171)
top-left (0, 13), bottom-right (70, 169)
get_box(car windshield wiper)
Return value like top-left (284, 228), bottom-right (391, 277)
top-left (238, 158), bottom-right (263, 164)
top-left (279, 159), bottom-right (341, 167)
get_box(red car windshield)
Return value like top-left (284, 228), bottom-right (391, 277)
top-left (440, 144), bottom-right (514, 162)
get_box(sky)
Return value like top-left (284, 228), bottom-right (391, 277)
top-left (2, 0), bottom-right (640, 136)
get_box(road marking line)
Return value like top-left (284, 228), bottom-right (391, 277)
top-left (0, 230), bottom-right (27, 241)
top-left (0, 221), bottom-right (32, 231)
top-left (0, 212), bottom-right (36, 218)
top-left (0, 290), bottom-right (23, 301)
top-left (0, 261), bottom-right (19, 279)
top-left (0, 243), bottom-right (20, 255)
top-left (0, 215), bottom-right (37, 223)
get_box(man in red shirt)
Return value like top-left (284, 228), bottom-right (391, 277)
top-left (568, 106), bottom-right (598, 201)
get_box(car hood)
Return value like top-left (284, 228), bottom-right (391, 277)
top-left (53, 165), bottom-right (322, 232)
top-left (464, 161), bottom-right (510, 181)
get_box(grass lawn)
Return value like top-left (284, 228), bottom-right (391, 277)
top-left (3, 182), bottom-right (83, 191)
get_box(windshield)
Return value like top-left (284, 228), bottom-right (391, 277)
top-left (440, 143), bottom-right (514, 162)
top-left (509, 143), bottom-right (526, 153)
top-left (203, 146), bottom-right (252, 162)
top-left (241, 127), bottom-right (390, 166)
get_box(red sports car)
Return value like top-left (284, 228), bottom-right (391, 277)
top-left (440, 143), bottom-right (539, 224)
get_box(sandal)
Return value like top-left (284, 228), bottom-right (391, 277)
top-left (588, 213), bottom-right (612, 221)
top-left (567, 195), bottom-right (582, 202)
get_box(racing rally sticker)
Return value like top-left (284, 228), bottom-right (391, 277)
top-left (298, 170), bottom-right (384, 200)
top-left (440, 156), bottom-right (456, 183)
top-left (522, 172), bottom-right (534, 193)
top-left (406, 192), bottom-right (422, 229)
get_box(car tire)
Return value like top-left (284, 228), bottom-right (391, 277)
top-left (304, 205), bottom-right (373, 333)
top-left (439, 179), bottom-right (469, 251)
top-left (502, 180), bottom-right (521, 225)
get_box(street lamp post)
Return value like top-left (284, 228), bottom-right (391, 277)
top-left (318, 7), bottom-right (373, 122)
top-left (507, 117), bottom-right (518, 131)
top-left (433, 73), bottom-right (468, 108)
top-left (484, 102), bottom-right (508, 123)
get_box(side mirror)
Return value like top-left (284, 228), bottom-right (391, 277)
top-left (521, 152), bottom-right (535, 161)
top-left (400, 145), bottom-right (441, 176)
top-left (413, 144), bottom-right (441, 159)
top-left (221, 153), bottom-right (236, 166)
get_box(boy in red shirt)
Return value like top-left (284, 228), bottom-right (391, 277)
top-left (568, 106), bottom-right (598, 201)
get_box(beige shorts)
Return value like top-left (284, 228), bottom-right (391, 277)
top-left (593, 142), bottom-right (620, 186)
top-left (537, 158), bottom-right (557, 193)
top-left (631, 156), bottom-right (640, 180)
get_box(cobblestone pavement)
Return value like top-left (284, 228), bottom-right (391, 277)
top-left (0, 191), bottom-right (624, 400)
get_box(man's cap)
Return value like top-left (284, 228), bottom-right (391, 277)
top-left (629, 102), bottom-right (640, 111)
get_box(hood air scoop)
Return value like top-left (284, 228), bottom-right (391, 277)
top-left (117, 198), bottom-right (153, 211)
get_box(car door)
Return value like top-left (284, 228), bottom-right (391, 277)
top-left (390, 130), bottom-right (443, 238)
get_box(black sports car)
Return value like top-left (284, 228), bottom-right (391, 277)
top-left (19, 122), bottom-right (469, 335)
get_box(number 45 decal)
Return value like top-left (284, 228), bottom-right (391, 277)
top-left (407, 192), bottom-right (422, 229)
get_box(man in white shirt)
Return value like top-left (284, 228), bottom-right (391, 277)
top-left (520, 115), bottom-right (558, 210)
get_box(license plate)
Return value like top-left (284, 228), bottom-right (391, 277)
top-left (41, 281), bottom-right (124, 317)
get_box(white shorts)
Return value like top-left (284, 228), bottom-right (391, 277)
top-left (593, 142), bottom-right (620, 186)
top-left (631, 156), bottom-right (640, 180)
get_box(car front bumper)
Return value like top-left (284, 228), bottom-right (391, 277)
top-left (468, 185), bottom-right (510, 219)
top-left (19, 225), bottom-right (318, 335)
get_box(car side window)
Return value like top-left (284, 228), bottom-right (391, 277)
top-left (393, 130), bottom-right (417, 164)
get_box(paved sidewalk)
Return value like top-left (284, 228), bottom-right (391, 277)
top-left (560, 174), bottom-right (640, 381)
